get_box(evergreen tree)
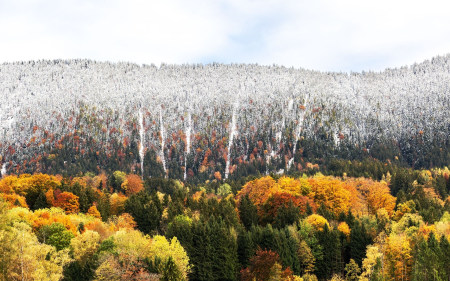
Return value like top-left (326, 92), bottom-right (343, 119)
top-left (349, 221), bottom-right (372, 266)
top-left (274, 201), bottom-right (301, 229)
top-left (160, 257), bottom-right (184, 281)
top-left (237, 230), bottom-right (255, 268)
top-left (33, 191), bottom-right (49, 210)
top-left (412, 233), bottom-right (446, 281)
top-left (96, 192), bottom-right (111, 221)
top-left (238, 195), bottom-right (259, 230)
top-left (316, 224), bottom-right (340, 280)
top-left (125, 191), bottom-right (162, 234)
top-left (209, 218), bottom-right (238, 281)
top-left (390, 169), bottom-right (413, 195)
top-left (439, 235), bottom-right (450, 280)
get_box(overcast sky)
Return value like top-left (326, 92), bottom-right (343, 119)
top-left (1, 0), bottom-right (450, 72)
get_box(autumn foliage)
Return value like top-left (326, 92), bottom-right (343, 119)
top-left (87, 205), bottom-right (101, 219)
top-left (237, 175), bottom-right (398, 221)
top-left (0, 168), bottom-right (448, 281)
top-left (121, 174), bottom-right (143, 196)
top-left (345, 178), bottom-right (396, 216)
top-left (53, 191), bottom-right (79, 214)
top-left (240, 249), bottom-right (295, 281)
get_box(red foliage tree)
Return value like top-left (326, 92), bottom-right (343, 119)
top-left (259, 192), bottom-right (315, 222)
top-left (54, 191), bottom-right (79, 214)
top-left (240, 249), bottom-right (293, 281)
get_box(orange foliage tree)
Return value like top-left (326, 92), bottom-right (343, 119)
top-left (54, 192), bottom-right (79, 214)
top-left (0, 193), bottom-right (28, 208)
top-left (121, 174), bottom-right (143, 196)
top-left (30, 209), bottom-right (78, 235)
top-left (237, 176), bottom-right (317, 224)
top-left (345, 178), bottom-right (396, 216)
top-left (260, 192), bottom-right (315, 222)
top-left (110, 213), bottom-right (137, 230)
top-left (236, 176), bottom-right (278, 206)
top-left (87, 205), bottom-right (102, 219)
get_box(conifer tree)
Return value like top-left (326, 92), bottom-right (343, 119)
top-left (238, 194), bottom-right (258, 230)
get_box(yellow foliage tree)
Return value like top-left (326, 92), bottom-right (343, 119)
top-left (71, 230), bottom-right (101, 266)
top-left (307, 176), bottom-right (354, 216)
top-left (277, 176), bottom-right (311, 196)
top-left (0, 222), bottom-right (71, 281)
top-left (337, 222), bottom-right (351, 237)
top-left (305, 214), bottom-right (330, 232)
top-left (360, 245), bottom-right (383, 281)
top-left (87, 205), bottom-right (102, 219)
top-left (149, 235), bottom-right (191, 279)
top-left (385, 233), bottom-right (413, 281)
top-left (110, 193), bottom-right (127, 216)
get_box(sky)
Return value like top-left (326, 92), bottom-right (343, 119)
top-left (1, 0), bottom-right (450, 72)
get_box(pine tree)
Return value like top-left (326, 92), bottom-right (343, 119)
top-left (125, 191), bottom-right (161, 234)
top-left (33, 191), bottom-right (49, 210)
top-left (439, 235), bottom-right (450, 280)
top-left (209, 218), bottom-right (238, 281)
top-left (349, 221), bottom-right (372, 266)
top-left (238, 194), bottom-right (259, 230)
top-left (316, 224), bottom-right (341, 279)
top-left (237, 229), bottom-right (255, 268)
top-left (274, 201), bottom-right (300, 229)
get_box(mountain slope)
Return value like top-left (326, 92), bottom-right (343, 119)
top-left (0, 56), bottom-right (449, 179)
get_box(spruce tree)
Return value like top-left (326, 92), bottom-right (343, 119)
top-left (238, 194), bottom-right (259, 230)
top-left (33, 191), bottom-right (49, 210)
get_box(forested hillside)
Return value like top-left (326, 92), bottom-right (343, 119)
top-left (1, 56), bottom-right (449, 182)
top-left (0, 164), bottom-right (449, 280)
top-left (0, 56), bottom-right (449, 280)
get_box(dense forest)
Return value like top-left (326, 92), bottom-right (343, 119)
top-left (0, 57), bottom-right (449, 280)
top-left (0, 57), bottom-right (449, 182)
top-left (0, 159), bottom-right (449, 280)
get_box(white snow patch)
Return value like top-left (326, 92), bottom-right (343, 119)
top-left (138, 109), bottom-right (145, 177)
top-left (159, 109), bottom-right (167, 177)
top-left (225, 107), bottom-right (237, 179)
top-left (1, 163), bottom-right (7, 177)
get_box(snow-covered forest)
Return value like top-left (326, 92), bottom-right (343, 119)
top-left (0, 55), bottom-right (449, 180)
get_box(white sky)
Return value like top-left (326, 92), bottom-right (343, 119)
top-left (1, 0), bottom-right (450, 72)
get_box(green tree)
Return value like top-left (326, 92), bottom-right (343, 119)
top-left (316, 224), bottom-right (341, 280)
top-left (125, 191), bottom-right (162, 234)
top-left (37, 223), bottom-right (75, 251)
top-left (238, 195), bottom-right (258, 230)
top-left (33, 190), bottom-right (49, 209)
top-left (349, 221), bottom-right (372, 266)
top-left (160, 256), bottom-right (184, 281)
top-left (344, 259), bottom-right (360, 281)
top-left (297, 240), bottom-right (315, 275)
top-left (439, 235), bottom-right (450, 280)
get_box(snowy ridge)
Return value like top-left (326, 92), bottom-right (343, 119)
top-left (0, 56), bottom-right (449, 175)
